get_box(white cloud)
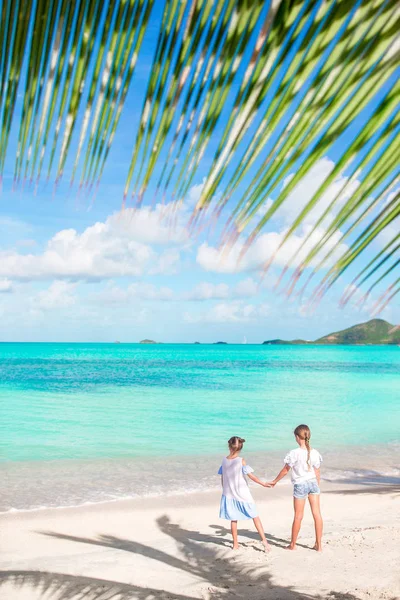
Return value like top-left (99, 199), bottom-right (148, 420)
top-left (105, 204), bottom-right (188, 245)
top-left (196, 158), bottom-right (361, 275)
top-left (0, 278), bottom-right (13, 293)
top-left (186, 176), bottom-right (223, 209)
top-left (0, 216), bottom-right (32, 234)
top-left (186, 282), bottom-right (230, 301)
top-left (187, 178), bottom-right (206, 207)
top-left (15, 239), bottom-right (38, 248)
top-left (184, 301), bottom-right (270, 323)
top-left (184, 278), bottom-right (260, 301)
top-left (35, 281), bottom-right (77, 310)
top-left (0, 205), bottom-right (186, 282)
top-left (197, 226), bottom-right (346, 274)
top-left (234, 277), bottom-right (258, 297)
top-left (97, 282), bottom-right (173, 304)
top-left (128, 282), bottom-right (173, 300)
top-left (272, 157), bottom-right (360, 228)
top-left (149, 248), bottom-right (181, 275)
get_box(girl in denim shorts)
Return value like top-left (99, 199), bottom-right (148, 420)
top-left (267, 424), bottom-right (323, 551)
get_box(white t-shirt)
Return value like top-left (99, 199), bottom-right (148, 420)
top-left (284, 447), bottom-right (322, 484)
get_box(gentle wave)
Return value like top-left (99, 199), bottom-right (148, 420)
top-left (2, 446), bottom-right (399, 514)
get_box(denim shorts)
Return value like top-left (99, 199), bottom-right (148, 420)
top-left (293, 479), bottom-right (320, 499)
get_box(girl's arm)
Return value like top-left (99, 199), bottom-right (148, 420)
top-left (248, 472), bottom-right (271, 487)
top-left (314, 467), bottom-right (321, 485)
top-left (243, 459), bottom-right (271, 488)
top-left (266, 464), bottom-right (290, 487)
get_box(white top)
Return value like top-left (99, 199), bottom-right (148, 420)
top-left (218, 457), bottom-right (255, 503)
top-left (284, 447), bottom-right (323, 484)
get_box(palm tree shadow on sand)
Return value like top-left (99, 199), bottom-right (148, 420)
top-left (0, 515), bottom-right (365, 600)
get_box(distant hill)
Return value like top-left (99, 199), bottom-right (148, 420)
top-left (315, 319), bottom-right (400, 345)
top-left (139, 339), bottom-right (157, 344)
top-left (263, 319), bottom-right (400, 346)
top-left (263, 338), bottom-right (307, 345)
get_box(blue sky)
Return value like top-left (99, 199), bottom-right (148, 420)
top-left (0, 1), bottom-right (398, 342)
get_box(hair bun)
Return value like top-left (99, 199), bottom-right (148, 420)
top-left (228, 436), bottom-right (245, 450)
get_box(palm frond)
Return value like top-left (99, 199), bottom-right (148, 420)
top-left (0, 0), bottom-right (399, 304)
top-left (0, 0), bottom-right (154, 189)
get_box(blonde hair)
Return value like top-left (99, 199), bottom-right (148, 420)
top-left (228, 436), bottom-right (245, 452)
top-left (294, 424), bottom-right (311, 470)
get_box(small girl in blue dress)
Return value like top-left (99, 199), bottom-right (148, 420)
top-left (218, 436), bottom-right (271, 551)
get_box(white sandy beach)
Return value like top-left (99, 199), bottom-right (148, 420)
top-left (0, 481), bottom-right (399, 600)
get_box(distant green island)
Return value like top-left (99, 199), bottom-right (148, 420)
top-left (263, 319), bottom-right (400, 346)
top-left (139, 339), bottom-right (157, 344)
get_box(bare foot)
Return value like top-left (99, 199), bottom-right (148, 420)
top-left (262, 540), bottom-right (271, 553)
top-left (285, 544), bottom-right (296, 550)
top-left (232, 544), bottom-right (239, 550)
top-left (313, 544), bottom-right (322, 552)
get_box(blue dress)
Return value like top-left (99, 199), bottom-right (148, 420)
top-left (218, 456), bottom-right (258, 520)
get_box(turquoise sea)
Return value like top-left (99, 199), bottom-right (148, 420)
top-left (1, 343), bottom-right (399, 511)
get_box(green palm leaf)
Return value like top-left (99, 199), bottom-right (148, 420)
top-left (0, 0), bottom-right (399, 306)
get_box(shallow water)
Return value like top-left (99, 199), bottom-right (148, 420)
top-left (1, 343), bottom-right (399, 511)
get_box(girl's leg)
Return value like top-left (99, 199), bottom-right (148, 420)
top-left (308, 494), bottom-right (323, 551)
top-left (287, 497), bottom-right (306, 550)
top-left (231, 520), bottom-right (239, 549)
top-left (252, 516), bottom-right (271, 552)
